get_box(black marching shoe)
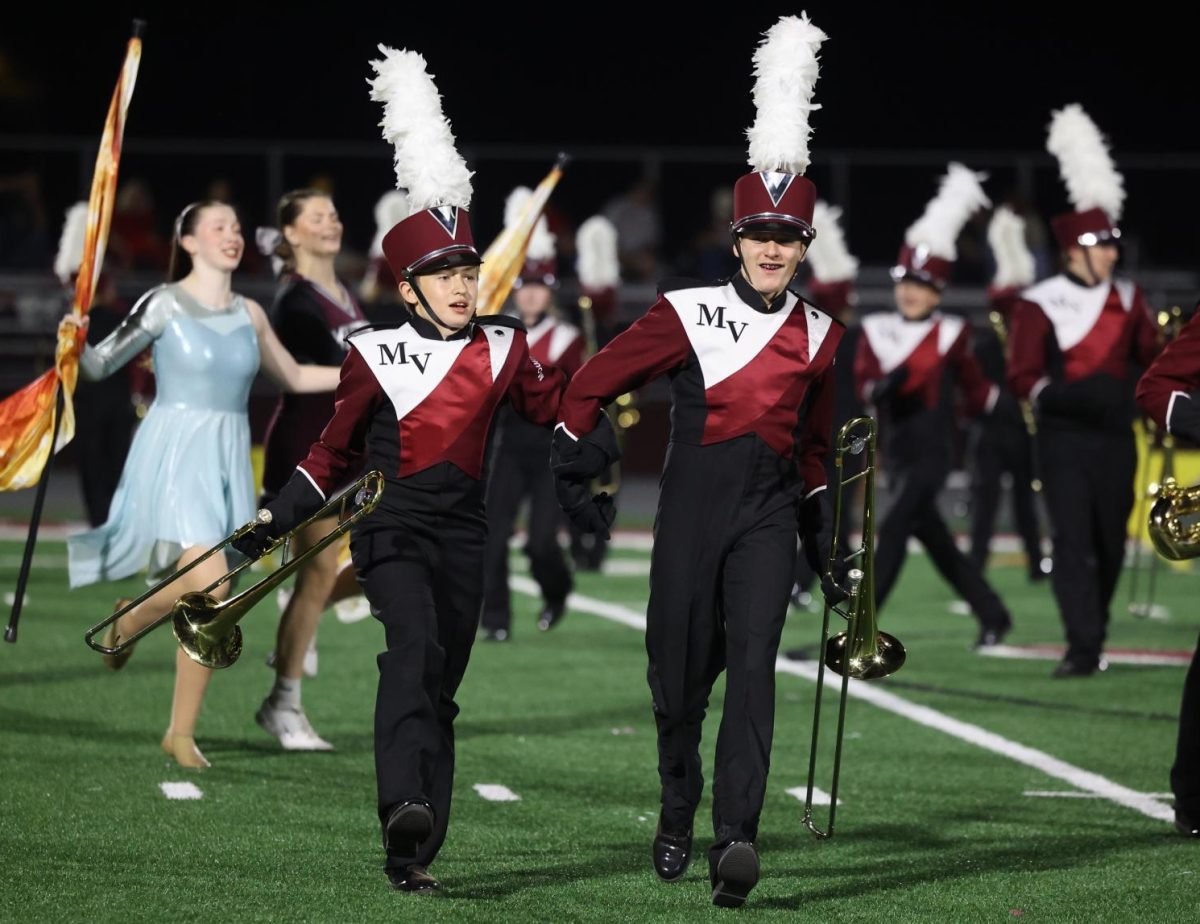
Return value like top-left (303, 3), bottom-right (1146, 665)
top-left (710, 841), bottom-right (760, 909)
top-left (537, 598), bottom-right (567, 632)
top-left (386, 865), bottom-right (441, 893)
top-left (1174, 809), bottom-right (1200, 838)
top-left (384, 800), bottom-right (435, 857)
top-left (482, 627), bottom-right (509, 642)
top-left (975, 615), bottom-right (1012, 649)
top-left (1051, 658), bottom-right (1103, 679)
top-left (652, 823), bottom-right (693, 882)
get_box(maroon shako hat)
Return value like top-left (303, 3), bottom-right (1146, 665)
top-left (890, 163), bottom-right (991, 291)
top-left (1050, 207), bottom-right (1121, 252)
top-left (381, 205), bottom-right (480, 280)
top-left (731, 171), bottom-right (818, 240)
top-left (731, 15), bottom-right (827, 243)
top-left (1046, 104), bottom-right (1126, 254)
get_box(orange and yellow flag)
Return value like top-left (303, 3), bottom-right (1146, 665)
top-left (0, 26), bottom-right (143, 490)
top-left (476, 155), bottom-right (567, 316)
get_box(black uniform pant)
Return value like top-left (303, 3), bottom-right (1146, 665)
top-left (647, 437), bottom-right (797, 851)
top-left (1173, 633), bottom-right (1200, 816)
top-left (874, 462), bottom-right (1009, 629)
top-left (482, 431), bottom-right (571, 632)
top-left (351, 472), bottom-right (486, 873)
top-left (968, 418), bottom-right (1042, 573)
top-left (1037, 426), bottom-right (1135, 667)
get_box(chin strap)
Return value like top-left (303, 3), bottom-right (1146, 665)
top-left (403, 271), bottom-right (462, 332)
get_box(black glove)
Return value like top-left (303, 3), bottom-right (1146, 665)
top-left (550, 415), bottom-right (621, 483)
top-left (230, 471), bottom-right (324, 561)
top-left (867, 366), bottom-right (908, 405)
top-left (230, 509), bottom-right (280, 561)
top-left (1169, 391), bottom-right (1200, 444)
top-left (1037, 374), bottom-right (1129, 425)
top-left (555, 476), bottom-right (616, 539)
top-left (819, 571), bottom-right (850, 607)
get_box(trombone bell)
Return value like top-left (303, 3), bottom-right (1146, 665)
top-left (824, 630), bottom-right (907, 680)
top-left (171, 591), bottom-right (244, 670)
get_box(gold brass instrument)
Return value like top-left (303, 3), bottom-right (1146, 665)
top-left (988, 310), bottom-right (1042, 492)
top-left (803, 417), bottom-right (905, 839)
top-left (578, 294), bottom-right (638, 494)
top-left (1148, 477), bottom-right (1200, 561)
top-left (1129, 305), bottom-right (1185, 615)
top-left (84, 470), bottom-right (384, 669)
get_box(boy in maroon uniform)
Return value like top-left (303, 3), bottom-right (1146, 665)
top-left (233, 47), bottom-right (607, 893)
top-left (1008, 105), bottom-right (1159, 678)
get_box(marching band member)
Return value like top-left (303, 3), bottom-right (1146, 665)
top-left (1136, 306), bottom-right (1200, 837)
top-left (1008, 105), bottom-right (1159, 677)
top-left (856, 164), bottom-right (1012, 646)
top-left (230, 47), bottom-right (588, 892)
top-left (553, 15), bottom-right (840, 907)
top-left (65, 199), bottom-right (340, 768)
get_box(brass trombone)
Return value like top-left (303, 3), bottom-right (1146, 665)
top-left (803, 417), bottom-right (906, 839)
top-left (84, 470), bottom-right (384, 669)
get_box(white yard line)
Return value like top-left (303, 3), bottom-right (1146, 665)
top-left (511, 577), bottom-right (1175, 824)
top-left (473, 783), bottom-right (521, 802)
top-left (160, 782), bottom-right (203, 800)
top-left (978, 645), bottom-right (1191, 667)
top-left (786, 785), bottom-right (841, 806)
top-left (1024, 791), bottom-right (1175, 799)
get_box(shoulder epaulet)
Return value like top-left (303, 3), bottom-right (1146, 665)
top-left (792, 292), bottom-right (846, 330)
top-left (476, 314), bottom-right (526, 333)
top-left (657, 276), bottom-right (711, 296)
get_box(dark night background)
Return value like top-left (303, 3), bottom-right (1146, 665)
top-left (2, 3), bottom-right (1199, 271)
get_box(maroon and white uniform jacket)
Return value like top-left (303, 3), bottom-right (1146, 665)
top-left (1137, 308), bottom-right (1200, 439)
top-left (856, 311), bottom-right (998, 468)
top-left (292, 313), bottom-right (562, 504)
top-left (558, 274), bottom-right (843, 496)
top-left (525, 315), bottom-right (585, 381)
top-left (1008, 273), bottom-right (1159, 430)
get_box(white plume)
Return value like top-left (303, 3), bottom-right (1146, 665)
top-left (54, 202), bottom-right (89, 284)
top-left (576, 215), bottom-right (620, 289)
top-left (807, 201), bottom-right (857, 282)
top-left (368, 46), bottom-right (473, 212)
top-left (504, 186), bottom-right (556, 260)
top-left (905, 163), bottom-right (991, 260)
top-left (746, 13), bottom-right (827, 175)
top-left (1046, 103), bottom-right (1125, 220)
top-left (987, 206), bottom-right (1036, 289)
top-left (369, 190), bottom-right (411, 257)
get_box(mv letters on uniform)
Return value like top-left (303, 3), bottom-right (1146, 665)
top-left (697, 303), bottom-right (749, 343)
top-left (378, 342), bottom-right (433, 374)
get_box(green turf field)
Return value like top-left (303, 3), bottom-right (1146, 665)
top-left (2, 539), bottom-right (1199, 922)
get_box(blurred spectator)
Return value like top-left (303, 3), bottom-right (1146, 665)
top-left (603, 177), bottom-right (661, 281)
top-left (0, 172), bottom-right (50, 269)
top-left (108, 179), bottom-right (170, 272)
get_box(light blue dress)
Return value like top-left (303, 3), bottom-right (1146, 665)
top-left (68, 283), bottom-right (260, 587)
